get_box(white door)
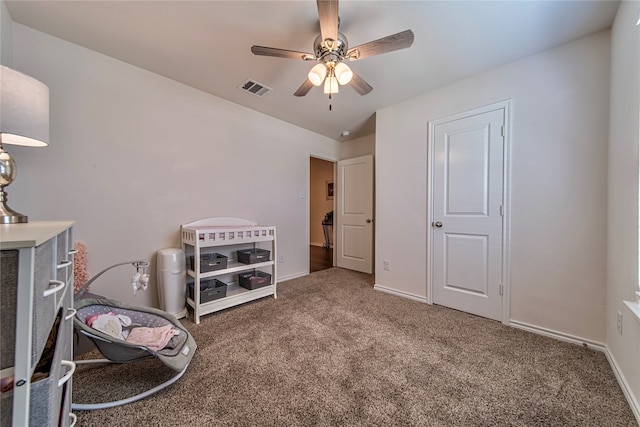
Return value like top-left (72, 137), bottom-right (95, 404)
top-left (336, 155), bottom-right (374, 273)
top-left (431, 108), bottom-right (504, 321)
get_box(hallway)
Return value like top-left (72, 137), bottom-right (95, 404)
top-left (310, 245), bottom-right (332, 273)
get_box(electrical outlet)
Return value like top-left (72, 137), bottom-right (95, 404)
top-left (279, 254), bottom-right (285, 263)
top-left (617, 311), bottom-right (623, 335)
top-left (383, 260), bottom-right (390, 271)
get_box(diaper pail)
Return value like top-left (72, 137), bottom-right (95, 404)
top-left (157, 248), bottom-right (187, 319)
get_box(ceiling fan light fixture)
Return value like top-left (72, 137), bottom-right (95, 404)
top-left (334, 62), bottom-right (353, 85)
top-left (308, 63), bottom-right (327, 86)
top-left (251, 2), bottom-right (414, 100)
top-left (324, 76), bottom-right (339, 94)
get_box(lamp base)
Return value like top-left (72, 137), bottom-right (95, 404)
top-left (0, 189), bottom-right (28, 224)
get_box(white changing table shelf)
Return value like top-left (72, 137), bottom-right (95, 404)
top-left (180, 217), bottom-right (277, 324)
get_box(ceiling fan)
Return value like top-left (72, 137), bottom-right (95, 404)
top-left (251, 0), bottom-right (414, 99)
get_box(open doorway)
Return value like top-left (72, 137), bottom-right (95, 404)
top-left (310, 157), bottom-right (335, 272)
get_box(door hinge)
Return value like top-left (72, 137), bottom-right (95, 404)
top-left (499, 285), bottom-right (504, 296)
top-left (500, 205), bottom-right (504, 216)
top-left (501, 125), bottom-right (505, 137)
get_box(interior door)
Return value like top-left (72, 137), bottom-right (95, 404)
top-left (336, 155), bottom-right (373, 273)
top-left (431, 108), bottom-right (504, 321)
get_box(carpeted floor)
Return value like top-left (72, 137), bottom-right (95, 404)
top-left (72, 267), bottom-right (636, 426)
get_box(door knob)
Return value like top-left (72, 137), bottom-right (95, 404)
top-left (366, 219), bottom-right (372, 223)
top-left (434, 221), bottom-right (443, 228)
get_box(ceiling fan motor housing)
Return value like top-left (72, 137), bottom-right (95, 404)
top-left (314, 33), bottom-right (349, 63)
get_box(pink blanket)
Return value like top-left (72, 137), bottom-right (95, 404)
top-left (125, 324), bottom-right (179, 351)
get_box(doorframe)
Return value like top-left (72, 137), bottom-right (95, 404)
top-left (308, 154), bottom-right (337, 272)
top-left (426, 100), bottom-right (512, 325)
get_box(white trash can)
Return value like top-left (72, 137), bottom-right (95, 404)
top-left (157, 248), bottom-right (187, 319)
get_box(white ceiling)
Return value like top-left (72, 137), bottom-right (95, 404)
top-left (5, 0), bottom-right (620, 141)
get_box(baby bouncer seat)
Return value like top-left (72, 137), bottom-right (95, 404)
top-left (72, 261), bottom-right (197, 411)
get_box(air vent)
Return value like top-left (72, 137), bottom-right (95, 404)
top-left (239, 79), bottom-right (273, 97)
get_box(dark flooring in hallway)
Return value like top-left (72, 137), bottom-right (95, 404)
top-left (310, 245), bottom-right (332, 272)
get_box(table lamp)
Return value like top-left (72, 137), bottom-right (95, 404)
top-left (0, 66), bottom-right (50, 224)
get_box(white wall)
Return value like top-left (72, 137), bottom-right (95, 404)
top-left (607, 0), bottom-right (640, 415)
top-left (7, 23), bottom-right (339, 307)
top-left (0, 1), bottom-right (11, 65)
top-left (340, 133), bottom-right (375, 160)
top-left (376, 30), bottom-right (610, 342)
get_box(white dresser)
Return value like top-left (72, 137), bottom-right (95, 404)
top-left (1, 222), bottom-right (76, 426)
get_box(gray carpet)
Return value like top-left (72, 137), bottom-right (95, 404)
top-left (72, 267), bottom-right (636, 426)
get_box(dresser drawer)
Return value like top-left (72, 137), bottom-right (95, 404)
top-left (0, 250), bottom-right (19, 370)
top-left (55, 230), bottom-right (74, 306)
top-left (33, 240), bottom-right (63, 365)
top-left (1, 305), bottom-right (75, 426)
top-left (0, 239), bottom-right (67, 371)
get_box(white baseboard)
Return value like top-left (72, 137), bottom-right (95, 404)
top-left (277, 271), bottom-right (309, 283)
top-left (604, 345), bottom-right (640, 423)
top-left (373, 284), bottom-right (428, 303)
top-left (510, 320), bottom-right (640, 424)
top-left (509, 320), bottom-right (605, 350)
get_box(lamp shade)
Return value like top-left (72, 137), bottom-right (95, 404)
top-left (308, 63), bottom-right (327, 87)
top-left (334, 62), bottom-right (353, 85)
top-left (323, 76), bottom-right (339, 94)
top-left (0, 66), bottom-right (49, 147)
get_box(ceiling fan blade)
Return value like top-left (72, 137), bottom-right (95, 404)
top-left (251, 45), bottom-right (315, 61)
top-left (294, 79), bottom-right (315, 97)
top-left (348, 72), bottom-right (373, 96)
top-left (317, 0), bottom-right (339, 44)
top-left (347, 29), bottom-right (414, 60)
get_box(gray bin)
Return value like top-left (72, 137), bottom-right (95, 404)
top-left (157, 248), bottom-right (187, 319)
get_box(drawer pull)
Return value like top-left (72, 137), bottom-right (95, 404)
top-left (69, 413), bottom-right (77, 427)
top-left (57, 260), bottom-right (73, 269)
top-left (68, 249), bottom-right (78, 255)
top-left (65, 308), bottom-right (77, 321)
top-left (58, 360), bottom-right (76, 387)
top-left (43, 280), bottom-right (66, 298)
